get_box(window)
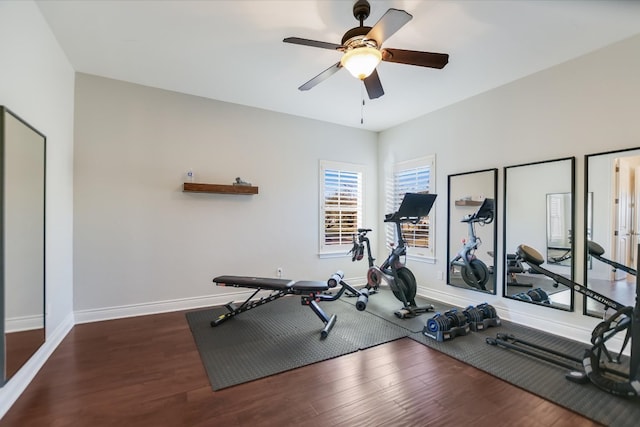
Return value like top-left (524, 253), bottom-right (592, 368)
top-left (319, 160), bottom-right (364, 255)
top-left (387, 156), bottom-right (435, 260)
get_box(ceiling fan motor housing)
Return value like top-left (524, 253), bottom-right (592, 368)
top-left (343, 0), bottom-right (376, 48)
top-left (341, 26), bottom-right (374, 48)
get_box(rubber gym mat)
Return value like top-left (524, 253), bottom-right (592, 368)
top-left (186, 295), bottom-right (409, 390)
top-left (339, 286), bottom-right (473, 333)
top-left (410, 319), bottom-right (640, 427)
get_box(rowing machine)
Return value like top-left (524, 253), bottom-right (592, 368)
top-left (487, 244), bottom-right (640, 397)
top-left (588, 240), bottom-right (637, 276)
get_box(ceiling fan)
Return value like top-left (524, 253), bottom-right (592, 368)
top-left (283, 0), bottom-right (449, 99)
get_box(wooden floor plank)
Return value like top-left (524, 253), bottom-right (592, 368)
top-left (0, 310), bottom-right (602, 426)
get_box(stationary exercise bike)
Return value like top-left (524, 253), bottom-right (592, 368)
top-left (449, 198), bottom-right (494, 290)
top-left (349, 193), bottom-right (437, 319)
top-left (488, 244), bottom-right (640, 397)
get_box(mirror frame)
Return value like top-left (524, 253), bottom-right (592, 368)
top-left (1, 106), bottom-right (46, 386)
top-left (446, 168), bottom-right (498, 294)
top-left (584, 147), bottom-right (640, 317)
top-left (503, 156), bottom-right (575, 311)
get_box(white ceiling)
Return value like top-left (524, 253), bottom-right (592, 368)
top-left (36, 0), bottom-right (640, 132)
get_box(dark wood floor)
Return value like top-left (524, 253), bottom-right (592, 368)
top-left (1, 310), bottom-right (601, 427)
top-left (5, 328), bottom-right (45, 379)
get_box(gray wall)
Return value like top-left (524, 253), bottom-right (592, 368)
top-left (73, 74), bottom-right (378, 320)
top-left (378, 34), bottom-right (640, 341)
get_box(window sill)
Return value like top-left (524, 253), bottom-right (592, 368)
top-left (406, 255), bottom-right (436, 264)
top-left (318, 251), bottom-right (350, 259)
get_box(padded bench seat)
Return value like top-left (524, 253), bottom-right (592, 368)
top-left (214, 275), bottom-right (294, 290)
top-left (287, 280), bottom-right (329, 292)
top-left (213, 276), bottom-right (328, 293)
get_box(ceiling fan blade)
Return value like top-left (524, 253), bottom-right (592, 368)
top-left (363, 69), bottom-right (384, 99)
top-left (283, 37), bottom-right (342, 51)
top-left (366, 8), bottom-right (412, 46)
top-left (298, 62), bottom-right (342, 91)
top-left (381, 48), bottom-right (449, 69)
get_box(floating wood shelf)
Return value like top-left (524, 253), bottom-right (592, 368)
top-left (183, 183), bottom-right (259, 195)
top-left (455, 199), bottom-right (482, 206)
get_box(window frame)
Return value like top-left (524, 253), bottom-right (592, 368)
top-left (386, 155), bottom-right (436, 262)
top-left (319, 160), bottom-right (365, 257)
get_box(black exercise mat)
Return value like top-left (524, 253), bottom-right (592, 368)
top-left (186, 295), bottom-right (409, 390)
top-left (339, 286), bottom-right (453, 333)
top-left (410, 319), bottom-right (640, 427)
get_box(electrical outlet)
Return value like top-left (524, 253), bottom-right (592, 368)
top-left (277, 267), bottom-right (283, 278)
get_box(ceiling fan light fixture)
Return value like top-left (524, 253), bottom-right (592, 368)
top-left (340, 46), bottom-right (382, 80)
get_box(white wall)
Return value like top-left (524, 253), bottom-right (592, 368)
top-left (0, 0), bottom-right (75, 418)
top-left (379, 34), bottom-right (640, 343)
top-left (73, 74), bottom-right (378, 320)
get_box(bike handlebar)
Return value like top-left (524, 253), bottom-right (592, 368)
top-left (462, 212), bottom-right (494, 225)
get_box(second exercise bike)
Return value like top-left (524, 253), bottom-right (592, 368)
top-left (449, 198), bottom-right (495, 290)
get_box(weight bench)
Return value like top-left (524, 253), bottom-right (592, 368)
top-left (212, 272), bottom-right (368, 338)
top-left (506, 253), bottom-right (533, 288)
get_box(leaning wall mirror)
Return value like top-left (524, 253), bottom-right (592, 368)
top-left (447, 168), bottom-right (498, 294)
top-left (585, 147), bottom-right (640, 317)
top-left (1, 106), bottom-right (46, 386)
top-left (503, 157), bottom-right (575, 311)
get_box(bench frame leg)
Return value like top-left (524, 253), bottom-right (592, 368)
top-left (211, 288), bottom-right (288, 327)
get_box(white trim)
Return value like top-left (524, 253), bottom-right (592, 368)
top-left (74, 293), bottom-right (247, 324)
top-left (393, 155), bottom-right (436, 174)
top-left (388, 154), bottom-right (437, 259)
top-left (407, 255), bottom-right (436, 264)
top-left (5, 314), bottom-right (44, 333)
top-left (318, 159), bottom-right (366, 255)
top-left (318, 251), bottom-right (351, 259)
top-left (0, 312), bottom-right (74, 420)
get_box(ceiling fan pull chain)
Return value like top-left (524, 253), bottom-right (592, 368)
top-left (361, 85), bottom-right (365, 124)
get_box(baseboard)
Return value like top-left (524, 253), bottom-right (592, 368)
top-left (0, 311), bottom-right (74, 420)
top-left (74, 275), bottom-right (371, 324)
top-left (74, 292), bottom-right (258, 324)
top-left (5, 314), bottom-right (44, 333)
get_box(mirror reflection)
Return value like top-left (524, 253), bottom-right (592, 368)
top-left (1, 107), bottom-right (46, 385)
top-left (447, 168), bottom-right (497, 294)
top-left (585, 148), bottom-right (640, 317)
top-left (546, 193), bottom-right (572, 267)
top-left (504, 158), bottom-right (575, 310)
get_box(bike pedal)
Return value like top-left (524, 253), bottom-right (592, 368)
top-left (565, 371), bottom-right (589, 384)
